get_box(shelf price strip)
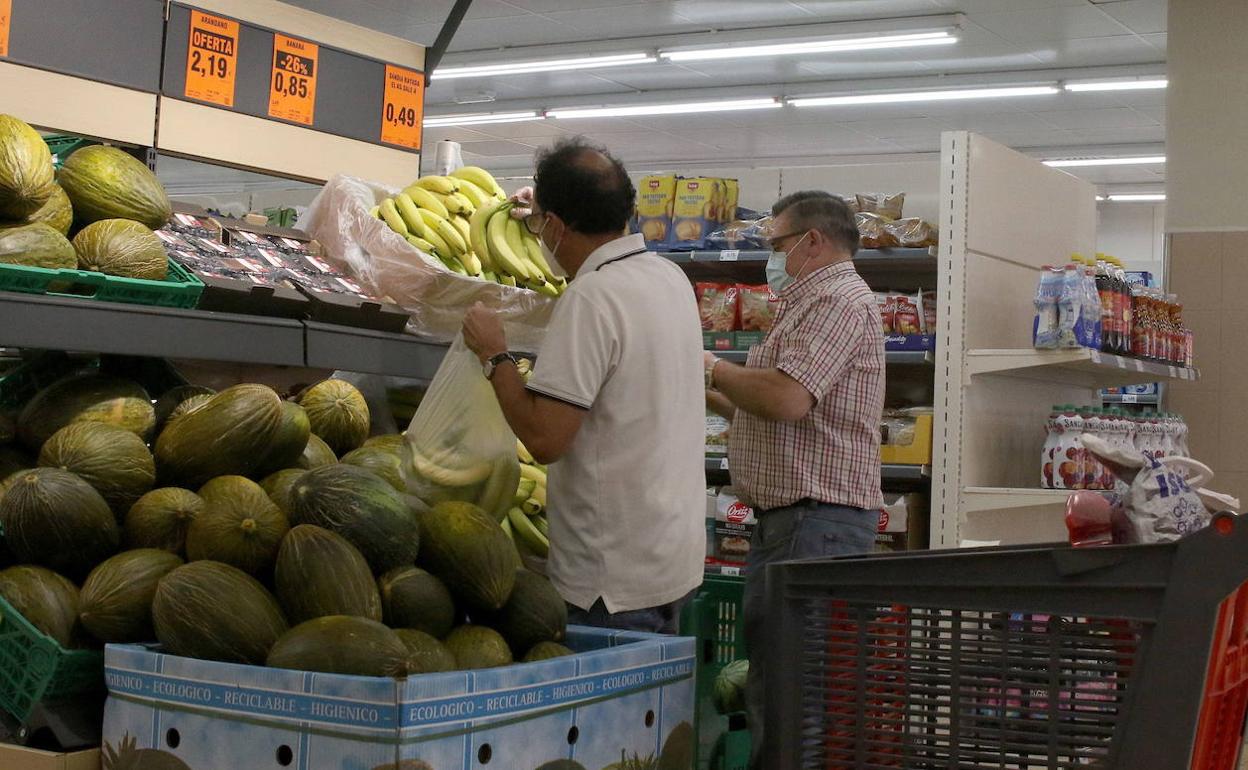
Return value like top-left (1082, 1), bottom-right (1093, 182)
top-left (268, 33), bottom-right (318, 125)
top-left (184, 10), bottom-right (239, 108)
top-left (0, 0), bottom-right (10, 58)
top-left (380, 64), bottom-right (424, 150)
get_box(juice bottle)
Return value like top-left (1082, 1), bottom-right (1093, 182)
top-left (1166, 294), bottom-right (1182, 364)
top-left (1094, 257), bottom-right (1117, 352)
top-left (1052, 406), bottom-right (1085, 490)
top-left (1131, 285), bottom-right (1149, 359)
top-left (1032, 266), bottom-right (1061, 349)
top-left (1111, 258), bottom-right (1132, 354)
top-left (1041, 405), bottom-right (1061, 488)
top-left (1084, 264), bottom-right (1102, 350)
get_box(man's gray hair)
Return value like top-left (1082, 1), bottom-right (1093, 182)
top-left (771, 190), bottom-right (859, 258)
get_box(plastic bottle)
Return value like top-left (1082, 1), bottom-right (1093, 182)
top-left (1058, 264), bottom-right (1083, 349)
top-left (1111, 258), bottom-right (1133, 355)
top-left (1032, 266), bottom-right (1062, 349)
top-left (1094, 257), bottom-right (1117, 352)
top-left (1052, 406), bottom-right (1085, 490)
top-left (1132, 410), bottom-right (1149, 455)
top-left (1175, 413), bottom-right (1190, 458)
top-left (1161, 412), bottom-right (1179, 459)
top-left (1165, 294), bottom-right (1182, 364)
top-left (1041, 405), bottom-right (1061, 488)
top-left (1080, 408), bottom-right (1102, 489)
top-left (1130, 284), bottom-right (1148, 359)
top-left (1084, 264), bottom-right (1102, 350)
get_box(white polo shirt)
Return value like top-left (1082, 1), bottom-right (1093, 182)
top-left (527, 233), bottom-right (705, 613)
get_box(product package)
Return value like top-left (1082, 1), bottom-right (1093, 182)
top-left (712, 488), bottom-right (756, 566)
top-left (722, 178), bottom-right (740, 223)
top-left (888, 217), bottom-right (939, 248)
top-left (855, 192), bottom-right (905, 220)
top-left (892, 293), bottom-right (923, 335)
top-left (876, 293), bottom-right (896, 334)
top-left (697, 283), bottom-right (739, 332)
top-left (738, 284), bottom-right (777, 333)
top-left (706, 411), bottom-right (730, 456)
top-left (671, 177), bottom-right (725, 249)
top-left (856, 212), bottom-right (900, 249)
top-left (636, 174), bottom-right (678, 248)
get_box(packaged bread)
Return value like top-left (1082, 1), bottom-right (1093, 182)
top-left (697, 282), bottom-right (738, 331)
top-left (855, 192), bottom-right (905, 220)
top-left (738, 284), bottom-right (777, 332)
top-left (887, 217), bottom-right (939, 248)
top-left (856, 212), bottom-right (899, 249)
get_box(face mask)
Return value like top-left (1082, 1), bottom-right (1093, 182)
top-left (538, 218), bottom-right (568, 278)
top-left (765, 232), bottom-right (810, 294)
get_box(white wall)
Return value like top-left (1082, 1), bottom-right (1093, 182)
top-left (1096, 202), bottom-right (1166, 284)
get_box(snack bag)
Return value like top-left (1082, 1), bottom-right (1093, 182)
top-left (893, 294), bottom-right (922, 335)
top-left (402, 335), bottom-right (520, 522)
top-left (877, 293), bottom-right (896, 335)
top-left (697, 283), bottom-right (738, 331)
top-left (919, 290), bottom-right (937, 334)
top-left (855, 192), bottom-right (905, 220)
top-left (637, 174), bottom-right (677, 248)
top-left (738, 284), bottom-right (777, 332)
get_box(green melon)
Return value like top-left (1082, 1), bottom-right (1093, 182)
top-left (418, 501), bottom-right (516, 612)
top-left (658, 721), bottom-right (695, 770)
top-left (395, 628), bottom-right (456, 674)
top-left (23, 183), bottom-right (73, 235)
top-left (523, 641), bottom-right (574, 662)
top-left (57, 144), bottom-right (172, 228)
top-left (252, 401), bottom-right (311, 479)
top-left (712, 658), bottom-right (748, 715)
top-left (296, 433), bottom-right (337, 469)
top-left (152, 560), bottom-right (288, 664)
top-left (362, 434), bottom-right (404, 453)
top-left (17, 373), bottom-right (153, 452)
top-left (153, 385), bottom-right (215, 431)
top-left (261, 468), bottom-right (305, 516)
top-left (298, 379), bottom-right (369, 455)
top-left (378, 566), bottom-right (456, 639)
top-left (72, 218), bottom-right (167, 280)
top-left (341, 446), bottom-right (404, 491)
top-left (79, 549), bottom-right (183, 643)
top-left (0, 468), bottom-right (119, 577)
top-left (124, 487), bottom-right (203, 554)
top-left (0, 115), bottom-right (55, 219)
top-left (289, 464), bottom-right (419, 574)
top-left (266, 615), bottom-right (407, 677)
top-left (0, 222), bottom-right (75, 269)
top-left (162, 392), bottom-right (213, 433)
top-left (39, 421), bottom-right (155, 512)
top-left (0, 565), bottom-right (80, 646)
top-left (187, 476), bottom-right (288, 576)
top-left (443, 625), bottom-right (512, 670)
top-left (534, 762), bottom-right (587, 770)
top-left (478, 569), bottom-right (567, 655)
top-left (275, 524), bottom-right (381, 624)
top-left (155, 383), bottom-right (284, 486)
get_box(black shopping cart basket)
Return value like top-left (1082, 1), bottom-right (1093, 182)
top-left (763, 512), bottom-right (1248, 769)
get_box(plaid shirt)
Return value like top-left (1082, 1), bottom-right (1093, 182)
top-left (728, 261), bottom-right (885, 511)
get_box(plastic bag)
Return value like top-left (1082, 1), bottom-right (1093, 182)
top-left (737, 284), bottom-right (776, 332)
top-left (299, 174), bottom-right (554, 349)
top-left (886, 217), bottom-right (939, 248)
top-left (855, 192), bottom-right (905, 220)
top-left (402, 335), bottom-right (519, 521)
top-left (697, 283), bottom-right (738, 331)
top-left (855, 212), bottom-right (899, 249)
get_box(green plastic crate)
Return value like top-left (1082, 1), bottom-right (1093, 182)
top-left (0, 257), bottom-right (203, 309)
top-left (0, 594), bottom-right (103, 723)
top-left (42, 134), bottom-right (98, 168)
top-left (0, 352), bottom-right (81, 411)
top-left (682, 573), bottom-right (750, 770)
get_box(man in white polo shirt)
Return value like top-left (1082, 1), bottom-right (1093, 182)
top-left (462, 137), bottom-right (704, 632)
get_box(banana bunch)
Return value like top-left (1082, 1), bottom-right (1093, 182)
top-left (371, 166), bottom-right (564, 297)
top-left (500, 438), bottom-right (550, 559)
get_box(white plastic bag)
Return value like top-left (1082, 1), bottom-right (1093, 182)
top-left (402, 335), bottom-right (519, 521)
top-left (299, 174), bottom-right (555, 349)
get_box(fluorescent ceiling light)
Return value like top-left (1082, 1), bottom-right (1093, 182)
top-left (1065, 78), bottom-right (1168, 92)
top-left (1044, 155), bottom-right (1166, 168)
top-left (661, 31), bottom-right (957, 62)
top-left (549, 98), bottom-right (781, 119)
top-left (790, 85), bottom-right (1059, 107)
top-left (436, 53), bottom-right (654, 80)
top-left (424, 111), bottom-right (543, 127)
top-left (1095, 196), bottom-right (1106, 201)
top-left (1107, 193), bottom-right (1166, 202)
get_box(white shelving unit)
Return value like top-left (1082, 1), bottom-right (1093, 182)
top-left (928, 132), bottom-right (1200, 548)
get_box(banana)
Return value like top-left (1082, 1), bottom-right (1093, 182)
top-left (530, 483), bottom-right (546, 509)
top-left (505, 216), bottom-right (543, 282)
top-left (501, 515), bottom-right (516, 542)
top-left (534, 281), bottom-right (559, 298)
top-left (435, 191), bottom-right (474, 216)
top-left (411, 175), bottom-right (459, 195)
top-left (393, 193), bottom-right (430, 238)
top-left (418, 209), bottom-right (468, 255)
top-left (521, 497), bottom-right (543, 516)
top-left (379, 198), bottom-right (408, 236)
top-left (443, 255), bottom-right (469, 275)
top-left (482, 270), bottom-right (497, 282)
top-left (460, 251), bottom-right (483, 276)
top-left (469, 204), bottom-right (498, 272)
top-left (509, 507), bottom-right (549, 557)
top-left (477, 457), bottom-right (520, 522)
top-left (533, 515), bottom-right (548, 538)
top-left (410, 449), bottom-right (493, 487)
top-left (513, 478), bottom-right (537, 506)
top-left (449, 214), bottom-right (471, 244)
top-left (521, 231), bottom-right (558, 283)
top-left (500, 274), bottom-right (517, 287)
top-left (455, 179), bottom-right (494, 209)
top-left (517, 440), bottom-right (535, 465)
top-left (487, 205), bottom-right (534, 279)
top-left (404, 186), bottom-right (450, 219)
top-left (405, 234), bottom-right (437, 254)
top-left (519, 463), bottom-right (546, 486)
top-left (368, 205), bottom-right (380, 218)
top-left (451, 166), bottom-right (506, 198)
top-left (418, 222), bottom-right (451, 258)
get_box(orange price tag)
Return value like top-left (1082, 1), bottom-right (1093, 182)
top-left (0, 0), bottom-right (12, 59)
top-left (184, 10), bottom-right (239, 108)
top-left (268, 34), bottom-right (318, 125)
top-left (380, 64), bottom-right (424, 150)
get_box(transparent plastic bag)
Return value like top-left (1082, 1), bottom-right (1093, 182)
top-left (299, 174), bottom-right (554, 350)
top-left (401, 335), bottom-right (519, 521)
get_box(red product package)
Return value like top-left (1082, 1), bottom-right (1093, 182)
top-left (893, 293), bottom-right (922, 335)
top-left (738, 284), bottom-right (777, 332)
top-left (876, 292), bottom-right (896, 334)
top-left (920, 290), bottom-right (937, 333)
top-left (696, 282), bottom-right (739, 331)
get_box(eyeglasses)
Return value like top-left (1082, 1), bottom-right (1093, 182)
top-left (524, 211), bottom-right (549, 235)
top-left (767, 230), bottom-right (808, 251)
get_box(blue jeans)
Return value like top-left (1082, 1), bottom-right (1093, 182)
top-left (744, 501), bottom-right (877, 770)
top-left (567, 588), bottom-right (697, 635)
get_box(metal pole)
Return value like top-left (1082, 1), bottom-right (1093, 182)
top-left (424, 0), bottom-right (474, 79)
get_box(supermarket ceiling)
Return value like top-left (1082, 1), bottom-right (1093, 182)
top-left (284, 0), bottom-right (1167, 186)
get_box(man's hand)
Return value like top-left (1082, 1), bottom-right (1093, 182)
top-left (463, 302), bottom-right (508, 363)
top-left (509, 186), bottom-right (535, 219)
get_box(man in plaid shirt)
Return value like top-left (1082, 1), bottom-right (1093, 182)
top-left (704, 191), bottom-right (884, 767)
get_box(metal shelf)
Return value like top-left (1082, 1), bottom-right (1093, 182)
top-left (304, 322), bottom-right (447, 378)
top-left (663, 247), bottom-right (934, 265)
top-left (667, 247), bottom-right (937, 286)
top-left (966, 348), bottom-right (1199, 388)
top-left (1101, 393), bottom-right (1161, 405)
top-left (708, 348), bottom-right (934, 365)
top-left (707, 456), bottom-right (929, 484)
top-left (961, 486), bottom-right (1072, 513)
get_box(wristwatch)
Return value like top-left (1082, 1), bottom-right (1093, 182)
top-left (705, 354), bottom-right (722, 390)
top-left (484, 351), bottom-right (519, 380)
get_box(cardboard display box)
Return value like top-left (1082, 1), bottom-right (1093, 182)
top-left (0, 744), bottom-right (99, 770)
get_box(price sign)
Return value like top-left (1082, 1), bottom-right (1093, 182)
top-left (719, 250), bottom-right (740, 262)
top-left (268, 34), bottom-right (318, 125)
top-left (184, 10), bottom-right (239, 107)
top-left (380, 64), bottom-right (424, 150)
top-left (0, 0), bottom-right (11, 58)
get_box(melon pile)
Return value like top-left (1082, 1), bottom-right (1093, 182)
top-left (0, 365), bottom-right (569, 677)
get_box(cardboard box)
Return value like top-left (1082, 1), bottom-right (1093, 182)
top-left (880, 412), bottom-right (934, 465)
top-left (0, 745), bottom-right (99, 770)
top-left (671, 177), bottom-right (724, 248)
top-left (104, 627), bottom-right (694, 770)
top-left (636, 174), bottom-right (678, 249)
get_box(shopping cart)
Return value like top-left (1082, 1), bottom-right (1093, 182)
top-left (763, 512), bottom-right (1248, 769)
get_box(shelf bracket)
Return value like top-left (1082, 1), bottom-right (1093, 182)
top-left (425, 0), bottom-right (475, 78)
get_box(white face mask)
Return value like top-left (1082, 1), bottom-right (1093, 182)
top-left (538, 218), bottom-right (568, 278)
top-left (765, 232), bottom-right (811, 294)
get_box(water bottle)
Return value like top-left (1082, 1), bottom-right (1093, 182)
top-left (1058, 264), bottom-right (1082, 349)
top-left (1033, 266), bottom-right (1061, 349)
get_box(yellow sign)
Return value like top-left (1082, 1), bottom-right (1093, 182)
top-left (0, 0), bottom-right (12, 59)
top-left (268, 33), bottom-right (318, 125)
top-left (185, 10), bottom-right (239, 108)
top-left (380, 64), bottom-right (424, 151)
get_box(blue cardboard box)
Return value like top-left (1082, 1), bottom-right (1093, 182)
top-left (103, 626), bottom-right (695, 770)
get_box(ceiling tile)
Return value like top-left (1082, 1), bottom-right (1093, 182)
top-left (458, 139), bottom-right (543, 157)
top-left (423, 14), bottom-right (583, 49)
top-left (544, 3), bottom-right (695, 36)
top-left (470, 120), bottom-right (571, 139)
top-left (839, 117), bottom-right (952, 140)
top-left (929, 0), bottom-right (1087, 12)
top-left (1140, 32), bottom-right (1167, 52)
top-left (1034, 107), bottom-right (1159, 130)
top-left (1025, 34), bottom-right (1164, 67)
top-left (971, 5), bottom-right (1134, 43)
top-left (503, 0), bottom-right (642, 11)
top-left (791, 0), bottom-right (942, 16)
top-left (1092, 0), bottom-right (1167, 35)
top-left (1061, 126), bottom-right (1166, 144)
top-left (667, 0), bottom-right (813, 26)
